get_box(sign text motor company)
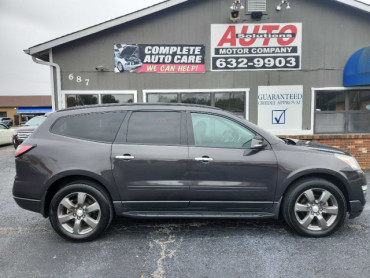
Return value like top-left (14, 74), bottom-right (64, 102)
top-left (211, 23), bottom-right (302, 71)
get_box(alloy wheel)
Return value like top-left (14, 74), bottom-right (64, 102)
top-left (57, 192), bottom-right (101, 235)
top-left (294, 188), bottom-right (339, 231)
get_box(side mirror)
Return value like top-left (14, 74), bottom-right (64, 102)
top-left (250, 135), bottom-right (266, 150)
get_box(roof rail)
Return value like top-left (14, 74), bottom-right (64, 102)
top-left (57, 102), bottom-right (223, 112)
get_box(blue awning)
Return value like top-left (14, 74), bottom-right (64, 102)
top-left (343, 47), bottom-right (370, 86)
top-left (16, 107), bottom-right (52, 114)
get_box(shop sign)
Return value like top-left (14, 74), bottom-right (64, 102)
top-left (211, 23), bottom-right (302, 71)
top-left (258, 85), bottom-right (303, 131)
top-left (114, 44), bottom-right (205, 73)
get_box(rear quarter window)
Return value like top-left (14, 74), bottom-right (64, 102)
top-left (51, 111), bottom-right (126, 143)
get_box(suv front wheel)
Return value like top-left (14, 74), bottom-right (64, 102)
top-left (49, 181), bottom-right (113, 242)
top-left (282, 178), bottom-right (347, 237)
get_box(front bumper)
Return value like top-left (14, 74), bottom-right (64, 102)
top-left (348, 179), bottom-right (369, 219)
top-left (345, 171), bottom-right (367, 219)
top-left (362, 184), bottom-right (368, 197)
top-left (348, 200), bottom-right (366, 219)
top-left (126, 63), bottom-right (142, 71)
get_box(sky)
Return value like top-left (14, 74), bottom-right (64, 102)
top-left (0, 0), bottom-right (163, 96)
top-left (0, 0), bottom-right (369, 96)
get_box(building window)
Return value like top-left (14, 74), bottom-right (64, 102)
top-left (215, 92), bottom-right (245, 118)
top-left (145, 90), bottom-right (248, 119)
top-left (66, 94), bottom-right (98, 107)
top-left (0, 112), bottom-right (7, 117)
top-left (181, 93), bottom-right (211, 106)
top-left (101, 94), bottom-right (134, 104)
top-left (315, 90), bottom-right (370, 134)
top-left (63, 91), bottom-right (137, 108)
top-left (147, 93), bottom-right (178, 103)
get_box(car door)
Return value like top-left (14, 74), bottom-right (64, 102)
top-left (0, 124), bottom-right (10, 145)
top-left (187, 112), bottom-right (278, 210)
top-left (0, 125), bottom-right (5, 144)
top-left (111, 110), bottom-right (190, 210)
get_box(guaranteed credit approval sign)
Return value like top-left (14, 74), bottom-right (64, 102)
top-left (258, 85), bottom-right (303, 132)
top-left (211, 23), bottom-right (302, 71)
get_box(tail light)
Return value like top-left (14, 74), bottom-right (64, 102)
top-left (15, 145), bottom-right (36, 157)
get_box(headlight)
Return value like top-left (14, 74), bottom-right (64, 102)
top-left (334, 153), bottom-right (361, 170)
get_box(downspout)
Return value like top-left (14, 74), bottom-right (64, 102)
top-left (29, 50), bottom-right (62, 111)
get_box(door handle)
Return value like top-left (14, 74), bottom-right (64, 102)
top-left (115, 154), bottom-right (135, 161)
top-left (195, 156), bottom-right (213, 163)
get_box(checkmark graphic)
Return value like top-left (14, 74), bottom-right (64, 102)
top-left (272, 109), bottom-right (287, 124)
top-left (274, 112), bottom-right (284, 123)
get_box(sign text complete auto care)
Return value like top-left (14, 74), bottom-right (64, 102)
top-left (211, 23), bottom-right (302, 71)
top-left (138, 45), bottom-right (205, 73)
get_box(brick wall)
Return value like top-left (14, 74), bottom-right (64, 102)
top-left (288, 134), bottom-right (370, 170)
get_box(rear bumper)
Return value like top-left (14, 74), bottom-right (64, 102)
top-left (13, 196), bottom-right (42, 214)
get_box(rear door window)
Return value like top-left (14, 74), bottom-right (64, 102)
top-left (51, 111), bottom-right (126, 143)
top-left (127, 111), bottom-right (182, 145)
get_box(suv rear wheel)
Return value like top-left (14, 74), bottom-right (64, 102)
top-left (49, 181), bottom-right (113, 242)
top-left (282, 178), bottom-right (347, 237)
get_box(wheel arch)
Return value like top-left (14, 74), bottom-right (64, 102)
top-left (41, 172), bottom-right (116, 217)
top-left (278, 172), bottom-right (350, 219)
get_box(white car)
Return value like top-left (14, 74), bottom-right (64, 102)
top-left (114, 45), bottom-right (143, 72)
top-left (0, 123), bottom-right (13, 145)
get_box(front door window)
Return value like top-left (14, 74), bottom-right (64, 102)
top-left (191, 113), bottom-right (255, 148)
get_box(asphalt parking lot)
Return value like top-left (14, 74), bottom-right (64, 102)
top-left (0, 144), bottom-right (369, 278)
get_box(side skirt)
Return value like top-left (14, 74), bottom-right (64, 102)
top-left (113, 200), bottom-right (282, 220)
top-left (121, 211), bottom-right (276, 219)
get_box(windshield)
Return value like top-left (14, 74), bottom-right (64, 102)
top-left (25, 117), bottom-right (45, 126)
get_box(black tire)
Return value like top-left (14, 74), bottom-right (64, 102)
top-left (282, 178), bottom-right (347, 237)
top-left (49, 180), bottom-right (113, 242)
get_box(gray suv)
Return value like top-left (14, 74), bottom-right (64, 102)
top-left (13, 104), bottom-right (367, 241)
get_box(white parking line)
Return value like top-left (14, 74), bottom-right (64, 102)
top-left (0, 150), bottom-right (14, 155)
